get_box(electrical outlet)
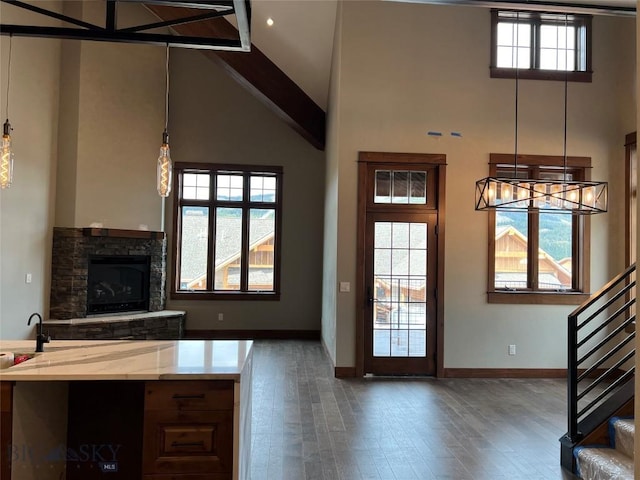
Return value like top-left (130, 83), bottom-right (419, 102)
top-left (218, 313), bottom-right (224, 321)
top-left (25, 273), bottom-right (32, 284)
top-left (508, 344), bottom-right (516, 356)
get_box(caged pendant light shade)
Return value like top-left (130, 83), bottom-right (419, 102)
top-left (157, 44), bottom-right (172, 198)
top-left (475, 177), bottom-right (607, 213)
top-left (475, 13), bottom-right (607, 215)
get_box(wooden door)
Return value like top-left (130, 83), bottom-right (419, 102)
top-left (357, 153), bottom-right (445, 376)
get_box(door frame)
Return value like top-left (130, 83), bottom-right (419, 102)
top-left (355, 151), bottom-right (447, 377)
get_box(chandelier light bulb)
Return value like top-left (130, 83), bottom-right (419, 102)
top-left (157, 131), bottom-right (172, 197)
top-left (0, 120), bottom-right (14, 189)
top-left (549, 184), bottom-right (562, 208)
top-left (584, 186), bottom-right (595, 206)
top-left (517, 183), bottom-right (529, 200)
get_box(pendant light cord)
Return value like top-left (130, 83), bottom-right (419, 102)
top-left (562, 14), bottom-right (569, 182)
top-left (513, 13), bottom-right (520, 178)
top-left (164, 44), bottom-right (169, 134)
top-left (5, 34), bottom-right (12, 121)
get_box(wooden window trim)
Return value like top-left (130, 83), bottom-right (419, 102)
top-left (490, 68), bottom-right (593, 83)
top-left (490, 10), bottom-right (593, 83)
top-left (171, 162), bottom-right (283, 300)
top-left (488, 291), bottom-right (590, 304)
top-left (486, 153), bottom-right (591, 305)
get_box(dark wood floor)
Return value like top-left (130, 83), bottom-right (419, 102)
top-left (249, 340), bottom-right (580, 480)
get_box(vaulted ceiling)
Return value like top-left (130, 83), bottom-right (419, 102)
top-left (231, 0), bottom-right (635, 150)
top-left (1, 0), bottom-right (636, 150)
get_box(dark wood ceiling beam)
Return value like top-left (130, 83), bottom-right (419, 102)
top-left (146, 4), bottom-right (326, 150)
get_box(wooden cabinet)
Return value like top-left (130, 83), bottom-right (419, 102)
top-left (0, 340), bottom-right (251, 480)
top-left (0, 382), bottom-right (13, 480)
top-left (143, 380), bottom-right (235, 480)
top-left (2, 379), bottom-right (240, 480)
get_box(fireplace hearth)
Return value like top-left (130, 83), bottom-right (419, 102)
top-left (50, 228), bottom-right (166, 320)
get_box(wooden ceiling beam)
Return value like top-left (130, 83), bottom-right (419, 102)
top-left (146, 4), bottom-right (326, 150)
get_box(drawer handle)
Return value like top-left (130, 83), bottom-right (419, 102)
top-left (171, 441), bottom-right (205, 448)
top-left (172, 393), bottom-right (206, 400)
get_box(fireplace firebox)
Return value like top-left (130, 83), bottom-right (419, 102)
top-left (87, 255), bottom-right (151, 315)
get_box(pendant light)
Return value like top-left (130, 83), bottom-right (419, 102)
top-left (1, 35), bottom-right (14, 190)
top-left (475, 13), bottom-right (607, 215)
top-left (157, 44), bottom-right (172, 198)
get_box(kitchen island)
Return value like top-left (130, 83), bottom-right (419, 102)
top-left (0, 339), bottom-right (253, 480)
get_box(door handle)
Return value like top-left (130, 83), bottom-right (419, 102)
top-left (172, 393), bottom-right (206, 400)
top-left (367, 287), bottom-right (374, 306)
top-left (171, 441), bottom-right (205, 448)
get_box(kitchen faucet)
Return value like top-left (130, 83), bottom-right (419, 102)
top-left (27, 312), bottom-right (50, 352)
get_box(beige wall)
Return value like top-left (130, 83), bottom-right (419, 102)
top-left (326, 1), bottom-right (636, 369)
top-left (0, 0), bottom-right (634, 372)
top-left (1, 0), bottom-right (167, 338)
top-left (322, 1), bottom-right (344, 364)
top-left (166, 48), bottom-right (325, 331)
top-left (55, 1), bottom-right (165, 231)
top-left (0, 0), bottom-right (324, 336)
top-left (0, 2), bottom-right (61, 339)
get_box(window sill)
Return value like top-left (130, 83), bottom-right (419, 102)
top-left (490, 67), bottom-right (593, 83)
top-left (488, 291), bottom-right (590, 305)
top-left (171, 291), bottom-right (280, 301)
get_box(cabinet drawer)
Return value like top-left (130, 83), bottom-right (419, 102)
top-left (143, 410), bottom-right (233, 476)
top-left (145, 381), bottom-right (234, 411)
top-left (163, 425), bottom-right (215, 454)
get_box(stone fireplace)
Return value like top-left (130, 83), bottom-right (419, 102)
top-left (50, 227), bottom-right (167, 320)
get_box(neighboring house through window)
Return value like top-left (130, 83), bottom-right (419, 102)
top-left (173, 163), bottom-right (283, 300)
top-left (487, 154), bottom-right (591, 305)
top-left (490, 9), bottom-right (592, 82)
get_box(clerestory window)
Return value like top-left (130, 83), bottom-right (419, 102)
top-left (490, 10), bottom-right (592, 82)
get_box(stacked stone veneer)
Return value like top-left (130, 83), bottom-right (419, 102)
top-left (50, 227), bottom-right (167, 320)
top-left (46, 313), bottom-right (185, 340)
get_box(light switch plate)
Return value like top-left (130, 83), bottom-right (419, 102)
top-left (339, 282), bottom-right (351, 293)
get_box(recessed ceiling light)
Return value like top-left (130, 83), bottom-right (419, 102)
top-left (266, 17), bottom-right (274, 27)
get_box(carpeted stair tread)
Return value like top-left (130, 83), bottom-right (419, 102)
top-left (576, 447), bottom-right (633, 480)
top-left (611, 418), bottom-right (634, 459)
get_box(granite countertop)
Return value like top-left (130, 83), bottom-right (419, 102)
top-left (0, 339), bottom-right (252, 381)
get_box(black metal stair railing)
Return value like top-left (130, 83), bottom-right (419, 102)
top-left (567, 263), bottom-right (636, 443)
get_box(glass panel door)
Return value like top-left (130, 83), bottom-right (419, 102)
top-left (373, 221), bottom-right (427, 358)
top-left (365, 212), bottom-right (436, 375)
